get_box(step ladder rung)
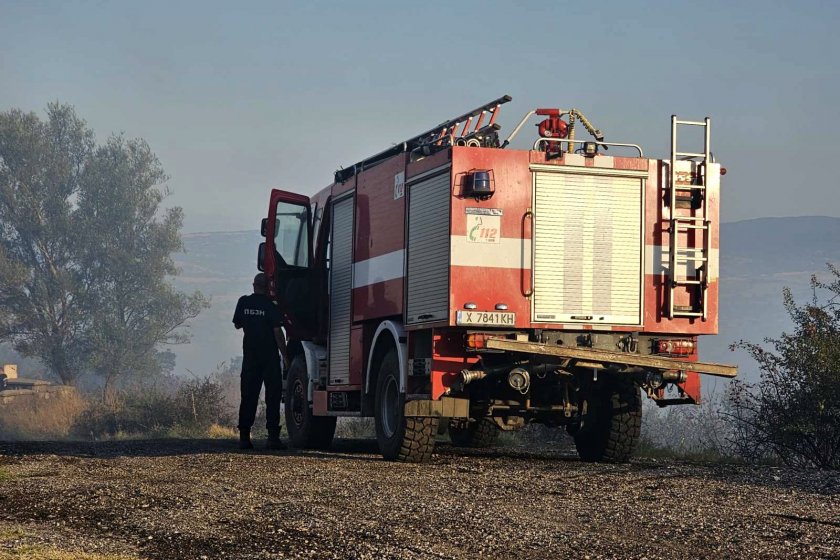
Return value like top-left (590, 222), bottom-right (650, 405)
top-left (674, 184), bottom-right (706, 190)
top-left (674, 224), bottom-right (709, 231)
top-left (672, 279), bottom-right (703, 285)
top-left (674, 120), bottom-right (708, 127)
top-left (673, 311), bottom-right (704, 317)
top-left (676, 151), bottom-right (707, 158)
top-left (676, 257), bottom-right (708, 263)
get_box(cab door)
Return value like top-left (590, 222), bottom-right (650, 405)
top-left (259, 189), bottom-right (317, 339)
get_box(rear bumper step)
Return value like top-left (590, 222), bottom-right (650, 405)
top-left (404, 396), bottom-right (470, 418)
top-left (484, 338), bottom-right (737, 378)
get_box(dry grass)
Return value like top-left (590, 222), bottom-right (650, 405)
top-left (335, 417), bottom-right (375, 439)
top-left (0, 467), bottom-right (14, 484)
top-left (0, 525), bottom-right (25, 541)
top-left (207, 423), bottom-right (238, 439)
top-left (0, 390), bottom-right (86, 440)
top-left (0, 523), bottom-right (137, 560)
top-left (0, 546), bottom-right (136, 560)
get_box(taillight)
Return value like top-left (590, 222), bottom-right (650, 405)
top-left (656, 339), bottom-right (696, 355)
top-left (465, 333), bottom-right (492, 349)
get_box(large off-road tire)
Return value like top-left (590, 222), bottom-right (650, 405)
top-left (448, 418), bottom-right (500, 448)
top-left (284, 355), bottom-right (336, 449)
top-left (574, 377), bottom-right (641, 463)
top-left (374, 349), bottom-right (437, 462)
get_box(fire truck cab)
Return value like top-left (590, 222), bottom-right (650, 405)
top-left (258, 96), bottom-right (736, 462)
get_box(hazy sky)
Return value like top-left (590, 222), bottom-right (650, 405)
top-left (1, 0), bottom-right (837, 233)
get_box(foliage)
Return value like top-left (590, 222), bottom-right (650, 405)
top-left (0, 104), bottom-right (94, 384)
top-left (0, 103), bottom-right (207, 386)
top-left (637, 387), bottom-right (735, 459)
top-left (207, 356), bottom-right (243, 420)
top-left (75, 134), bottom-right (208, 396)
top-left (729, 264), bottom-right (840, 470)
top-left (73, 374), bottom-right (234, 439)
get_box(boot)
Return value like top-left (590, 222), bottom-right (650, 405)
top-left (239, 429), bottom-right (254, 450)
top-left (266, 428), bottom-right (286, 450)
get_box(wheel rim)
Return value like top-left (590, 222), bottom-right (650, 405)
top-left (381, 376), bottom-right (400, 438)
top-left (291, 379), bottom-right (305, 427)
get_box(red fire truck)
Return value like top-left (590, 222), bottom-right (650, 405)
top-left (257, 95), bottom-right (737, 462)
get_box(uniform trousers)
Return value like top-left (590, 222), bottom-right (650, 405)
top-left (238, 352), bottom-right (283, 432)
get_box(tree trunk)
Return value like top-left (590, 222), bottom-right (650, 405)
top-left (103, 373), bottom-right (118, 405)
top-left (52, 359), bottom-right (78, 386)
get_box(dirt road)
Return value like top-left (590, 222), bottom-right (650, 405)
top-left (1, 438), bottom-right (838, 559)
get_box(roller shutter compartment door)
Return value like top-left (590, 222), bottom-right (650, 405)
top-left (406, 172), bottom-right (451, 325)
top-left (329, 196), bottom-right (354, 385)
top-left (532, 171), bottom-right (643, 326)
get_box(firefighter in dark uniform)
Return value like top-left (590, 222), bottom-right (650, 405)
top-left (233, 273), bottom-right (288, 450)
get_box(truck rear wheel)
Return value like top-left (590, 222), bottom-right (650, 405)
top-left (374, 349), bottom-right (437, 462)
top-left (448, 418), bottom-right (500, 448)
top-left (285, 355), bottom-right (336, 449)
top-left (574, 377), bottom-right (641, 463)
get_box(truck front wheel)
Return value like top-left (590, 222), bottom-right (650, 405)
top-left (574, 377), bottom-right (641, 463)
top-left (285, 355), bottom-right (336, 449)
top-left (374, 349), bottom-right (437, 462)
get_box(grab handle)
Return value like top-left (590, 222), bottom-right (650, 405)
top-left (521, 209), bottom-right (533, 297)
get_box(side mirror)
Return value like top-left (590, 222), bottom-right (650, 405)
top-left (257, 242), bottom-right (266, 272)
top-left (261, 218), bottom-right (268, 237)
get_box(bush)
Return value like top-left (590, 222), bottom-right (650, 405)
top-left (72, 375), bottom-right (235, 439)
top-left (638, 387), bottom-right (735, 461)
top-left (174, 377), bottom-right (233, 431)
top-left (729, 264), bottom-right (840, 470)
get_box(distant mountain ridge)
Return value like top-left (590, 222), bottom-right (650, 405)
top-left (172, 217), bottom-right (840, 383)
top-left (723, 216), bottom-right (840, 277)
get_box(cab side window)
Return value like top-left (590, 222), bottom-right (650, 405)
top-left (274, 201), bottom-right (309, 268)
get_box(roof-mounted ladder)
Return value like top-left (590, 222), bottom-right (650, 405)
top-left (427, 95), bottom-right (511, 147)
top-left (335, 95), bottom-right (511, 183)
top-left (667, 116), bottom-right (711, 320)
top-left (334, 95), bottom-right (512, 183)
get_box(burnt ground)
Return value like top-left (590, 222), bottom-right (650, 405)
top-left (0, 438), bottom-right (838, 559)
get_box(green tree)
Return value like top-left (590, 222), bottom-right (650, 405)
top-left (76, 134), bottom-right (208, 397)
top-left (730, 264), bottom-right (840, 470)
top-left (0, 104), bottom-right (94, 384)
top-left (0, 103), bottom-right (207, 388)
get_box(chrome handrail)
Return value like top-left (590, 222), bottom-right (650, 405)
top-left (533, 138), bottom-right (644, 157)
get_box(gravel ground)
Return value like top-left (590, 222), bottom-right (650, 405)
top-left (0, 438), bottom-right (838, 560)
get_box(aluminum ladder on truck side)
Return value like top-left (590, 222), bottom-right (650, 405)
top-left (667, 116), bottom-right (711, 320)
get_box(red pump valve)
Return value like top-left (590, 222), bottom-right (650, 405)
top-left (536, 108), bottom-right (569, 139)
top-left (535, 108), bottom-right (568, 153)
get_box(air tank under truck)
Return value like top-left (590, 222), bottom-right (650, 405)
top-left (257, 95), bottom-right (737, 462)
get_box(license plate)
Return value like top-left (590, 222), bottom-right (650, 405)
top-left (456, 310), bottom-right (516, 326)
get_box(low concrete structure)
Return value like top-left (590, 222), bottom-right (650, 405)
top-left (0, 377), bottom-right (74, 405)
